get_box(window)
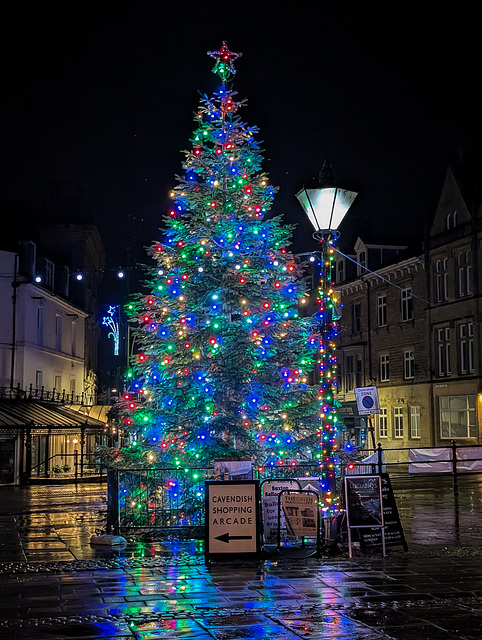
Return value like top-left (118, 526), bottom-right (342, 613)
top-left (378, 408), bottom-right (388, 438)
top-left (410, 406), bottom-right (421, 438)
top-left (71, 320), bottom-right (77, 356)
top-left (45, 258), bottom-right (55, 289)
top-left (357, 250), bottom-right (366, 276)
top-left (446, 210), bottom-right (457, 229)
top-left (345, 354), bottom-right (362, 391)
top-left (36, 307), bottom-right (44, 346)
top-left (404, 349), bottom-right (415, 379)
top-left (380, 354), bottom-right (390, 381)
top-left (394, 407), bottom-right (404, 438)
top-left (55, 314), bottom-right (62, 351)
top-left (54, 374), bottom-right (62, 393)
top-left (401, 288), bottom-right (413, 322)
top-left (35, 370), bottom-right (43, 390)
top-left (437, 327), bottom-right (451, 376)
top-left (440, 395), bottom-right (476, 439)
top-left (352, 302), bottom-right (362, 333)
top-left (435, 258), bottom-right (448, 302)
top-left (336, 259), bottom-right (345, 284)
top-left (458, 322), bottom-right (474, 374)
top-left (457, 250), bottom-right (472, 297)
top-left (377, 295), bottom-right (387, 327)
top-left (345, 355), bottom-right (355, 391)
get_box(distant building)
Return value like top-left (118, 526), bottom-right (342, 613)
top-left (0, 184), bottom-right (109, 484)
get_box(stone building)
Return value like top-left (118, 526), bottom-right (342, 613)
top-left (336, 162), bottom-right (482, 452)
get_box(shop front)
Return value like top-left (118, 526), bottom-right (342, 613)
top-left (0, 400), bottom-right (107, 484)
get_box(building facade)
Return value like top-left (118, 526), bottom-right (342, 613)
top-left (0, 188), bottom-right (108, 484)
top-left (336, 166), bottom-right (482, 453)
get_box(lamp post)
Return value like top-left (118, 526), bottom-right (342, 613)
top-left (296, 161), bottom-right (357, 512)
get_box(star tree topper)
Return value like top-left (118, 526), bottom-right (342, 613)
top-left (207, 41), bottom-right (242, 81)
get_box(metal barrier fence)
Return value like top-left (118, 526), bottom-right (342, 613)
top-left (107, 463), bottom-right (329, 535)
top-left (106, 443), bottom-right (482, 536)
top-left (348, 440), bottom-right (482, 497)
top-left (30, 451), bottom-right (104, 482)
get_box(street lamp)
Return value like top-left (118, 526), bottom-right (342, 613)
top-left (296, 161), bottom-right (357, 513)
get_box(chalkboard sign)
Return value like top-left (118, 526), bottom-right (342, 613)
top-left (345, 475), bottom-right (383, 528)
top-left (359, 473), bottom-right (408, 551)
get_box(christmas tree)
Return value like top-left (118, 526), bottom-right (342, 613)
top-left (119, 43), bottom-right (326, 476)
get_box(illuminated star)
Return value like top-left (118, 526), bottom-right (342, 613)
top-left (207, 41), bottom-right (242, 80)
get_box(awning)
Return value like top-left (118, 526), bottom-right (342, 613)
top-left (0, 400), bottom-right (107, 432)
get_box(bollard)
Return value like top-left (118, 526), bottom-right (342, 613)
top-left (376, 443), bottom-right (383, 474)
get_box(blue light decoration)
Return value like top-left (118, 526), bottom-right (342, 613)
top-left (102, 305), bottom-right (120, 356)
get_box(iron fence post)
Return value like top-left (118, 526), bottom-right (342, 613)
top-left (377, 443), bottom-right (383, 474)
top-left (452, 439), bottom-right (458, 498)
top-left (107, 469), bottom-right (120, 535)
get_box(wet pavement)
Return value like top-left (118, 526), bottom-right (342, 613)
top-left (0, 476), bottom-right (481, 638)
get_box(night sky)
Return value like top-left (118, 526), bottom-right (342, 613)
top-left (2, 3), bottom-right (481, 273)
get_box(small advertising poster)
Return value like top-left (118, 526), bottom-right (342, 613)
top-left (261, 479), bottom-right (300, 542)
top-left (354, 386), bottom-right (380, 415)
top-left (358, 473), bottom-right (408, 551)
top-left (214, 459), bottom-right (253, 481)
top-left (345, 475), bottom-right (383, 528)
top-left (281, 491), bottom-right (318, 537)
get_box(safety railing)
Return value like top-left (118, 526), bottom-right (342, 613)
top-left (347, 440), bottom-right (482, 497)
top-left (30, 452), bottom-right (104, 482)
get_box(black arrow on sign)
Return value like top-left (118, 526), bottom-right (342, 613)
top-left (214, 532), bottom-right (253, 544)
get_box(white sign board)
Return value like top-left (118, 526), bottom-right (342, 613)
top-left (355, 386), bottom-right (380, 415)
top-left (205, 481), bottom-right (260, 557)
top-left (261, 479), bottom-right (300, 541)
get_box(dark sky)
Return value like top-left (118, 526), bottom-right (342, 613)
top-left (2, 3), bottom-right (481, 271)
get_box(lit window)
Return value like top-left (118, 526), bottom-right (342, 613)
top-left (394, 406), bottom-right (404, 438)
top-left (410, 406), bottom-right (421, 438)
top-left (440, 395), bottom-right (476, 439)
top-left (378, 408), bottom-right (388, 438)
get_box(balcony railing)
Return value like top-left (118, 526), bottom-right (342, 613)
top-left (0, 384), bottom-right (95, 405)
